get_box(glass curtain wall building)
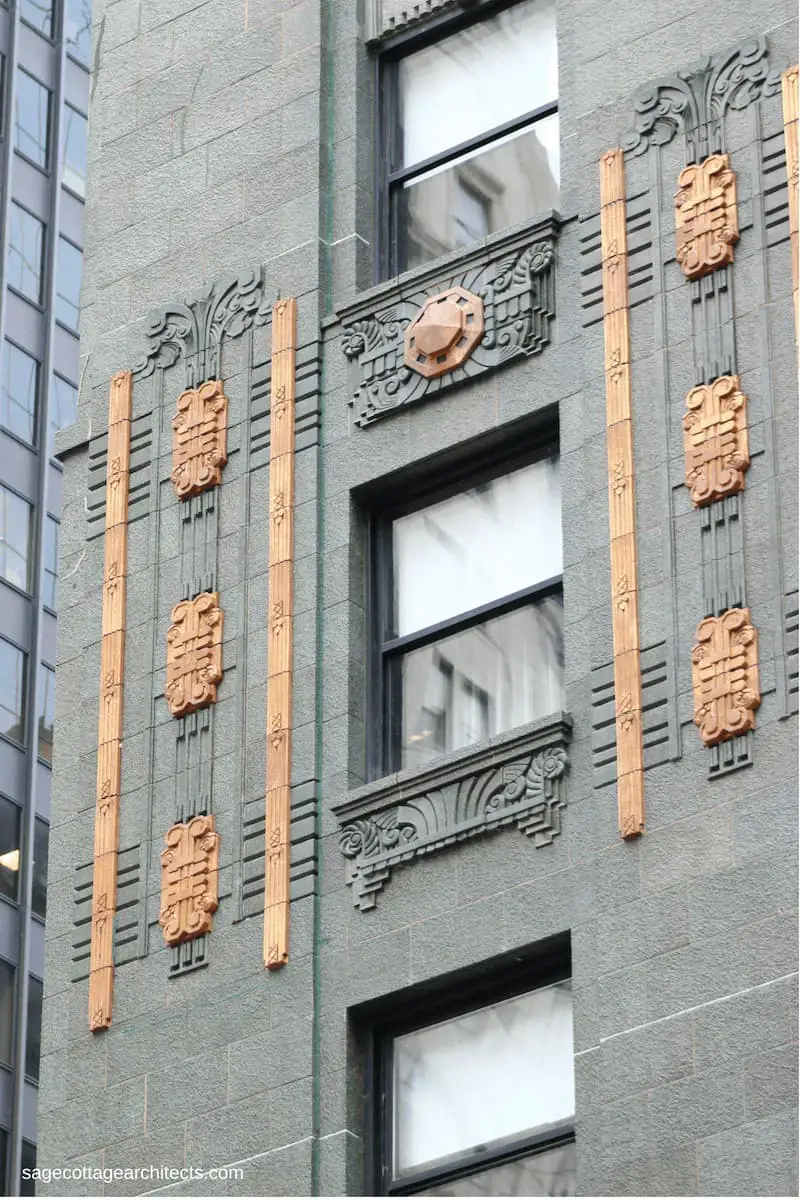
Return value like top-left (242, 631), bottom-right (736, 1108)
top-left (0, 0), bottom-right (90, 1191)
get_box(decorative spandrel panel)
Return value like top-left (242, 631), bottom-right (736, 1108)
top-left (171, 380), bottom-right (228, 499)
top-left (691, 608), bottom-right (761, 745)
top-left (675, 154), bottom-right (739, 280)
top-left (683, 376), bottom-right (749, 506)
top-left (159, 816), bottom-right (220, 945)
top-left (166, 593), bottom-right (224, 718)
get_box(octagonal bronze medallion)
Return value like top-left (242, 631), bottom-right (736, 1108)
top-left (403, 286), bottom-right (485, 379)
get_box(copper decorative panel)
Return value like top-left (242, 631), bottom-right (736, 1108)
top-left (599, 148), bottom-right (645, 841)
top-left (782, 66), bottom-right (799, 344)
top-left (159, 815), bottom-right (220, 945)
top-left (403, 286), bottom-right (485, 379)
top-left (165, 593), bottom-right (224, 718)
top-left (89, 369), bottom-right (132, 1032)
top-left (674, 153), bottom-right (739, 280)
top-left (683, 375), bottom-right (749, 506)
top-left (691, 608), bottom-right (761, 745)
top-left (264, 297), bottom-right (297, 969)
top-left (171, 379), bottom-right (228, 499)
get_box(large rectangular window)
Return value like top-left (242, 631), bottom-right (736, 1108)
top-left (14, 69), bottom-right (50, 169)
top-left (1, 341), bottom-right (39, 446)
top-left (25, 976), bottom-right (42, 1081)
top-left (0, 638), bottom-right (27, 745)
top-left (61, 104), bottom-right (87, 198)
top-left (8, 202), bottom-right (45, 305)
top-left (55, 237), bottom-right (83, 331)
top-left (380, 0), bottom-right (558, 277)
top-left (0, 484), bottom-right (33, 592)
top-left (0, 959), bottom-right (14, 1066)
top-left (37, 664), bottom-right (55, 764)
top-left (0, 797), bottom-right (21, 904)
top-left (42, 516), bottom-right (59, 610)
top-left (375, 452), bottom-right (563, 774)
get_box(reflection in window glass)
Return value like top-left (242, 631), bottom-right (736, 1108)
top-left (25, 977), bottom-right (42, 1081)
top-left (55, 237), bottom-right (83, 331)
top-left (0, 797), bottom-right (21, 904)
top-left (0, 1127), bottom-right (6, 1196)
top-left (0, 485), bottom-right (33, 592)
top-left (42, 516), bottom-right (59, 610)
top-left (15, 70), bottom-right (50, 168)
top-left (0, 959), bottom-right (14, 1065)
top-left (20, 0), bottom-right (53, 36)
top-left (0, 638), bottom-right (27, 744)
top-left (20, 1141), bottom-right (36, 1197)
top-left (50, 375), bottom-right (78, 448)
top-left (66, 0), bottom-right (92, 65)
top-left (422, 1141), bottom-right (576, 1196)
top-left (8, 202), bottom-right (45, 304)
top-left (1, 341), bottom-right (39, 445)
top-left (37, 664), bottom-right (55, 764)
top-left (61, 104), bottom-right (87, 197)
top-left (32, 818), bottom-right (48, 921)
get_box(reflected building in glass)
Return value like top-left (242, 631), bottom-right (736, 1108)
top-left (0, 0), bottom-right (91, 1190)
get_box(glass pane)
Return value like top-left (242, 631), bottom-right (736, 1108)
top-left (61, 104), bottom-right (87, 197)
top-left (0, 797), bottom-right (21, 904)
top-left (399, 0), bottom-right (557, 168)
top-left (15, 70), bottom-right (50, 168)
top-left (25, 977), bottom-right (42, 1080)
top-left (0, 638), bottom-right (27, 744)
top-left (1, 341), bottom-right (39, 446)
top-left (396, 116), bottom-right (559, 273)
top-left (0, 959), bottom-right (15, 1065)
top-left (32, 819), bottom-right (48, 920)
top-left (8, 203), bottom-right (45, 304)
top-left (42, 516), bottom-right (59, 610)
top-left (0, 1128), bottom-right (7, 1197)
top-left (394, 982), bottom-right (574, 1176)
top-left (55, 237), bottom-right (83, 331)
top-left (66, 0), bottom-right (92, 65)
top-left (0, 484), bottom-right (33, 591)
top-left (394, 458), bottom-right (561, 638)
top-left (20, 0), bottom-right (53, 36)
top-left (423, 1141), bottom-right (576, 1196)
top-left (20, 1141), bottom-right (36, 1197)
top-left (50, 375), bottom-right (78, 447)
top-left (37, 664), bottom-right (55, 763)
top-left (399, 598), bottom-right (563, 769)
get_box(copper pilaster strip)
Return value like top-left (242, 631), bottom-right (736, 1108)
top-left (599, 150), bottom-right (645, 841)
top-left (781, 66), bottom-right (799, 345)
top-left (264, 298), bottom-right (297, 968)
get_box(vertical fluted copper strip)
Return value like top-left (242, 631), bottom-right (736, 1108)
top-left (599, 150), bottom-right (645, 840)
top-left (89, 370), bottom-right (132, 1030)
top-left (782, 66), bottom-right (799, 346)
top-left (264, 299), bottom-right (297, 968)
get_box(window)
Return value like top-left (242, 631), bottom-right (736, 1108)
top-left (42, 516), bottom-right (59, 610)
top-left (0, 1128), bottom-right (6, 1197)
top-left (14, 69), bottom-right (50, 169)
top-left (7, 203), bottom-right (45, 305)
top-left (0, 959), bottom-right (14, 1066)
top-left (20, 0), bottom-right (53, 37)
top-left (25, 976), bottom-right (42, 1081)
top-left (380, 0), bottom-right (559, 276)
top-left (20, 1141), bottom-right (36, 1197)
top-left (1, 341), bottom-right (39, 446)
top-left (0, 638), bottom-right (27, 745)
top-left (0, 797), bottom-right (21, 904)
top-left (37, 664), bottom-right (54, 763)
top-left (32, 818), bottom-right (48, 921)
top-left (65, 0), bottom-right (92, 66)
top-left (50, 374), bottom-right (78, 448)
top-left (375, 452), bottom-right (563, 774)
top-left (0, 485), bottom-right (33, 592)
top-left (372, 962), bottom-right (575, 1194)
top-left (61, 104), bottom-right (87, 197)
top-left (55, 237), bottom-right (83, 331)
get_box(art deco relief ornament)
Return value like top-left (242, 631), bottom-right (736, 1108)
top-left (683, 375), bottom-right (750, 505)
top-left (171, 379), bottom-right (228, 499)
top-left (403, 287), bottom-right (484, 378)
top-left (674, 154), bottom-right (739, 280)
top-left (159, 815), bottom-right (220, 945)
top-left (691, 608), bottom-right (761, 745)
top-left (165, 592), bottom-right (224, 718)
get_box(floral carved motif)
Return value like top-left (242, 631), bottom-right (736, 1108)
top-left (403, 287), bottom-right (484, 379)
top-left (675, 154), bottom-right (739, 280)
top-left (165, 593), bottom-right (224, 718)
top-left (159, 815), bottom-right (220, 945)
top-left (683, 376), bottom-right (749, 506)
top-left (691, 608), bottom-right (761, 746)
top-left (171, 380), bottom-right (228, 499)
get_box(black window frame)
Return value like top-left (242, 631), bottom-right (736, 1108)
top-left (7, 199), bottom-right (47, 308)
top-left (13, 67), bottom-right (52, 173)
top-left (1, 337), bottom-right (41, 449)
top-left (368, 428), bottom-right (562, 780)
top-left (375, 0), bottom-right (559, 281)
top-left (0, 479), bottom-right (34, 595)
top-left (364, 937), bottom-right (574, 1195)
top-left (54, 233), bottom-right (83, 334)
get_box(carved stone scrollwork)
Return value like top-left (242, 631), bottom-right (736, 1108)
top-left (333, 716), bottom-right (571, 910)
top-left (339, 219), bottom-right (557, 427)
top-left (675, 155), bottom-right (739, 280)
top-left (622, 37), bottom-right (781, 161)
top-left (683, 375), bottom-right (750, 506)
top-left (165, 593), bottom-right (224, 718)
top-left (159, 815), bottom-right (220, 945)
top-left (691, 608), bottom-right (761, 745)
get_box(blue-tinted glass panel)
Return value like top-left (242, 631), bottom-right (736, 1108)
top-left (0, 638), bottom-right (26, 744)
top-left (1, 341), bottom-right (39, 445)
top-left (0, 484), bottom-right (33, 592)
top-left (20, 0), bottom-right (53, 36)
top-left (37, 664), bottom-right (55, 763)
top-left (50, 375), bottom-right (77, 453)
top-left (55, 238), bottom-right (83, 331)
top-left (66, 0), bottom-right (92, 66)
top-left (8, 202), bottom-right (45, 304)
top-left (61, 104), bottom-right (87, 198)
top-left (15, 70), bottom-right (50, 168)
top-left (42, 516), bottom-right (59, 610)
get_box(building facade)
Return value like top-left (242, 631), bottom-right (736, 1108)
top-left (38, 0), bottom-right (798, 1195)
top-left (0, 0), bottom-right (91, 1191)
